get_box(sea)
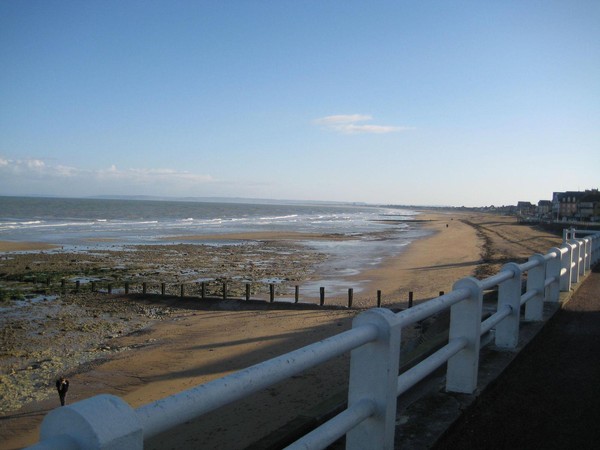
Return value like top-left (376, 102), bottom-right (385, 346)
top-left (0, 196), bottom-right (431, 295)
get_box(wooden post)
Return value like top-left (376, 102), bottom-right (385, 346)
top-left (246, 283), bottom-right (251, 301)
top-left (320, 287), bottom-right (325, 306)
top-left (201, 282), bottom-right (206, 300)
top-left (348, 288), bottom-right (353, 308)
top-left (75, 280), bottom-right (80, 292)
top-left (108, 284), bottom-right (112, 294)
top-left (161, 283), bottom-right (166, 296)
top-left (142, 282), bottom-right (147, 295)
top-left (295, 285), bottom-right (299, 303)
top-left (377, 290), bottom-right (382, 307)
top-left (124, 282), bottom-right (129, 295)
top-left (223, 282), bottom-right (227, 300)
top-left (61, 279), bottom-right (66, 294)
top-left (408, 291), bottom-right (413, 308)
top-left (180, 284), bottom-right (185, 298)
top-left (269, 284), bottom-right (275, 303)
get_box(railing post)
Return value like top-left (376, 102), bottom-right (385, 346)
top-left (295, 285), bottom-right (299, 303)
top-left (446, 277), bottom-right (483, 394)
top-left (246, 283), bottom-right (251, 301)
top-left (346, 309), bottom-right (401, 450)
top-left (547, 248), bottom-right (562, 302)
top-left (561, 243), bottom-right (573, 291)
top-left (320, 287), bottom-right (325, 306)
top-left (525, 254), bottom-right (545, 321)
top-left (570, 239), bottom-right (581, 284)
top-left (348, 288), bottom-right (353, 308)
top-left (583, 237), bottom-right (591, 272)
top-left (495, 263), bottom-right (521, 349)
top-left (37, 394), bottom-right (143, 449)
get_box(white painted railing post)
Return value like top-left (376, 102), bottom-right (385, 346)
top-left (547, 248), bottom-right (562, 302)
top-left (583, 237), bottom-right (591, 272)
top-left (446, 277), bottom-right (483, 394)
top-left (524, 254), bottom-right (545, 321)
top-left (561, 243), bottom-right (573, 291)
top-left (570, 239), bottom-right (581, 283)
top-left (36, 394), bottom-right (143, 450)
top-left (495, 263), bottom-right (521, 349)
top-left (346, 309), bottom-right (401, 450)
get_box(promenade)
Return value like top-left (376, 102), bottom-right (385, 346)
top-left (432, 265), bottom-right (600, 449)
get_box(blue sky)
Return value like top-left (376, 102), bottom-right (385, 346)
top-left (1, 1), bottom-right (598, 207)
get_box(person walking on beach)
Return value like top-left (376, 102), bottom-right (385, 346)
top-left (56, 377), bottom-right (69, 406)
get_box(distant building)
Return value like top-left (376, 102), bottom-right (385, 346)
top-left (552, 189), bottom-right (600, 221)
top-left (579, 190), bottom-right (600, 221)
top-left (537, 200), bottom-right (552, 217)
top-left (517, 201), bottom-right (536, 216)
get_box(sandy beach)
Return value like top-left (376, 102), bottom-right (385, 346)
top-left (0, 211), bottom-right (563, 449)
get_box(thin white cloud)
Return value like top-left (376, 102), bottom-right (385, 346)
top-left (0, 157), bottom-right (213, 186)
top-left (314, 114), bottom-right (412, 134)
top-left (315, 114), bottom-right (373, 125)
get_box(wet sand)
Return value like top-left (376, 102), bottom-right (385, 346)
top-left (0, 211), bottom-right (563, 449)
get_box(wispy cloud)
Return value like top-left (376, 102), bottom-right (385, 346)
top-left (0, 157), bottom-right (213, 188)
top-left (314, 114), bottom-right (412, 134)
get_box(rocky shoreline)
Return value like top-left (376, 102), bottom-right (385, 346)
top-left (0, 240), bottom-right (329, 413)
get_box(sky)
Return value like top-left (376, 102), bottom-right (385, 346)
top-left (1, 1), bottom-right (599, 207)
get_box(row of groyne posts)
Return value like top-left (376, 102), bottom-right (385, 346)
top-left (31, 274), bottom-right (427, 309)
top-left (29, 228), bottom-right (600, 450)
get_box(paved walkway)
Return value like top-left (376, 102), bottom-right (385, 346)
top-left (433, 265), bottom-right (600, 450)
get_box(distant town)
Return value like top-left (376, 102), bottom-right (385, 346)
top-left (474, 189), bottom-right (600, 223)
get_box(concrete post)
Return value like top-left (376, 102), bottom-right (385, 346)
top-left (346, 309), bottom-right (401, 450)
top-left (525, 254), bottom-right (545, 321)
top-left (570, 240), bottom-right (580, 284)
top-left (38, 394), bottom-right (143, 449)
top-left (547, 248), bottom-right (562, 302)
top-left (446, 277), bottom-right (483, 394)
top-left (495, 264), bottom-right (521, 349)
top-left (560, 243), bottom-right (573, 292)
top-left (583, 237), bottom-right (591, 272)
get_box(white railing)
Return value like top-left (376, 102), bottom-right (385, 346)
top-left (28, 229), bottom-right (600, 450)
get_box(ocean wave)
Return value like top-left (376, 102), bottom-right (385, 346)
top-left (259, 214), bottom-right (298, 221)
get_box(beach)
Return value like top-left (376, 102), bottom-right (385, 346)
top-left (0, 211), bottom-right (563, 449)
